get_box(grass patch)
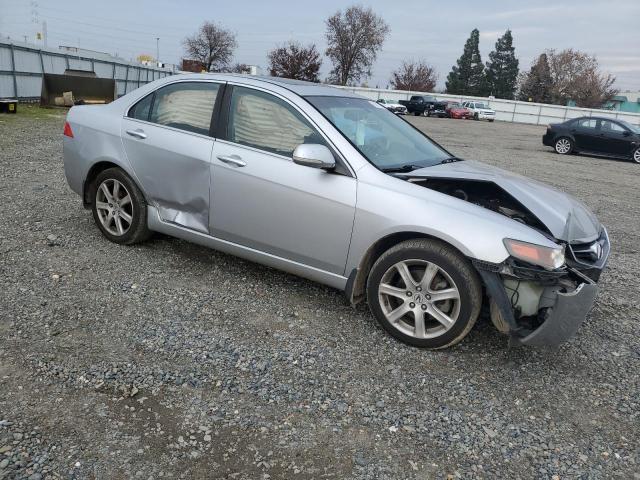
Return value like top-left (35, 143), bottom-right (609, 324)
top-left (0, 103), bottom-right (67, 121)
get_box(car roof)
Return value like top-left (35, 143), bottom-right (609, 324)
top-left (571, 116), bottom-right (620, 122)
top-left (169, 73), bottom-right (362, 98)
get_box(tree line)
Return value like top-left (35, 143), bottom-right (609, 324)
top-left (182, 6), bottom-right (618, 108)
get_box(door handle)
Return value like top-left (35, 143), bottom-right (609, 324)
top-left (217, 154), bottom-right (246, 167)
top-left (126, 129), bottom-right (147, 139)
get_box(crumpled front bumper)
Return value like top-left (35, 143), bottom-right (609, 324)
top-left (515, 282), bottom-right (598, 347)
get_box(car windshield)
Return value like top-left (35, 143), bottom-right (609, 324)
top-left (475, 103), bottom-right (487, 108)
top-left (449, 103), bottom-right (462, 108)
top-left (307, 96), bottom-right (453, 170)
top-left (618, 120), bottom-right (640, 134)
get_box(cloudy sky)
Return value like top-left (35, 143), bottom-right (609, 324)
top-left (1, 0), bottom-right (638, 91)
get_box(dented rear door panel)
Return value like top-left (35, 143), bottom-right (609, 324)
top-left (121, 119), bottom-right (214, 233)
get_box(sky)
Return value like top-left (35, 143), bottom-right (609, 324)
top-left (1, 0), bottom-right (639, 91)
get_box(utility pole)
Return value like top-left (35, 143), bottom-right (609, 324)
top-left (156, 37), bottom-right (160, 66)
top-left (42, 20), bottom-right (47, 47)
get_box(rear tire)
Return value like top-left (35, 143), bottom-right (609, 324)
top-left (366, 239), bottom-right (482, 349)
top-left (554, 137), bottom-right (574, 155)
top-left (91, 168), bottom-right (151, 245)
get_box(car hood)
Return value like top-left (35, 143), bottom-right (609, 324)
top-left (407, 160), bottom-right (601, 243)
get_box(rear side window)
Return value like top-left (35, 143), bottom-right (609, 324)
top-left (227, 87), bottom-right (326, 157)
top-left (128, 94), bottom-right (153, 121)
top-left (149, 82), bottom-right (220, 135)
top-left (577, 119), bottom-right (597, 129)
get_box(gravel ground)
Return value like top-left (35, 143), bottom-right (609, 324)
top-left (0, 108), bottom-right (638, 479)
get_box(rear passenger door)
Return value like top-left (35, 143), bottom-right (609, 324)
top-left (572, 118), bottom-right (599, 151)
top-left (121, 81), bottom-right (222, 233)
top-left (209, 85), bottom-right (356, 275)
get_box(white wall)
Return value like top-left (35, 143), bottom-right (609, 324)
top-left (336, 86), bottom-right (640, 127)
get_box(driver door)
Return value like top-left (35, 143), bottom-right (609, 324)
top-left (210, 86), bottom-right (357, 275)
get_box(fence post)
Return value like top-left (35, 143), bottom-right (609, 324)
top-left (112, 62), bottom-right (116, 79)
top-left (39, 49), bottom-right (45, 74)
top-left (9, 43), bottom-right (18, 98)
top-left (125, 65), bottom-right (129, 93)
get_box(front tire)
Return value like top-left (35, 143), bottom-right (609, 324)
top-left (633, 147), bottom-right (640, 164)
top-left (91, 168), bottom-right (151, 245)
top-left (366, 239), bottom-right (482, 349)
top-left (474, 113), bottom-right (479, 121)
top-left (554, 137), bottom-right (573, 155)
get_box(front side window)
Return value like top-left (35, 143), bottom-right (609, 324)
top-left (307, 96), bottom-right (451, 170)
top-left (149, 82), bottom-right (220, 135)
top-left (227, 87), bottom-right (326, 157)
top-left (600, 120), bottom-right (626, 133)
top-left (128, 93), bottom-right (153, 121)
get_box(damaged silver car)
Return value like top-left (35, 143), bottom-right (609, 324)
top-left (62, 74), bottom-right (610, 349)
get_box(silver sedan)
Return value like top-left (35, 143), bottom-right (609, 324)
top-left (62, 74), bottom-right (609, 349)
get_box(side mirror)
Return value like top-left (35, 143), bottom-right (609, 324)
top-left (623, 130), bottom-right (631, 137)
top-left (292, 144), bottom-right (336, 170)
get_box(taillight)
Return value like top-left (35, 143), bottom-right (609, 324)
top-left (63, 121), bottom-right (74, 138)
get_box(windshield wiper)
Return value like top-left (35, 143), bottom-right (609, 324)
top-left (439, 156), bottom-right (464, 164)
top-left (381, 164), bottom-right (423, 173)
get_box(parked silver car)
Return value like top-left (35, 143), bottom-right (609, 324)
top-left (63, 74), bottom-right (609, 349)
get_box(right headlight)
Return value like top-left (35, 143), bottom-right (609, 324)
top-left (503, 239), bottom-right (565, 270)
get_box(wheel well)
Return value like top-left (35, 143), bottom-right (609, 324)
top-left (347, 232), bottom-right (466, 305)
top-left (82, 161), bottom-right (121, 207)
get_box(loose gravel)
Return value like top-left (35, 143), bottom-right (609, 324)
top-left (0, 108), bottom-right (639, 479)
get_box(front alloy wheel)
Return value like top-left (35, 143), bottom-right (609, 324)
top-left (633, 147), bottom-right (640, 164)
top-left (367, 239), bottom-right (482, 349)
top-left (378, 259), bottom-right (461, 339)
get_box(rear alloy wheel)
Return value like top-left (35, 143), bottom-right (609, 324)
top-left (554, 137), bottom-right (573, 155)
top-left (92, 168), bottom-right (151, 245)
top-left (367, 239), bottom-right (482, 349)
top-left (633, 147), bottom-right (640, 164)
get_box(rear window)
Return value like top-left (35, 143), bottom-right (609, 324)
top-left (128, 94), bottom-right (153, 121)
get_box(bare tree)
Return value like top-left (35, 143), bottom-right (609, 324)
top-left (325, 5), bottom-right (389, 86)
top-left (390, 60), bottom-right (437, 92)
top-left (268, 41), bottom-right (322, 82)
top-left (546, 49), bottom-right (617, 108)
top-left (183, 22), bottom-right (237, 72)
top-left (221, 63), bottom-right (252, 74)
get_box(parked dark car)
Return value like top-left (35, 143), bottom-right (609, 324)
top-left (426, 100), bottom-right (448, 118)
top-left (543, 116), bottom-right (640, 163)
top-left (398, 95), bottom-right (439, 116)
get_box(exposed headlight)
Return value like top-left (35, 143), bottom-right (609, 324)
top-left (503, 239), bottom-right (565, 270)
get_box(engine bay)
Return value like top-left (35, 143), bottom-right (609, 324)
top-left (408, 177), bottom-right (551, 235)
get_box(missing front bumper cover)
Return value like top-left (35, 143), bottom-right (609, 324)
top-left (514, 282), bottom-right (598, 347)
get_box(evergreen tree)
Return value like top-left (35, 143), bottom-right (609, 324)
top-left (446, 29), bottom-right (487, 96)
top-left (485, 30), bottom-right (519, 99)
top-left (518, 53), bottom-right (553, 103)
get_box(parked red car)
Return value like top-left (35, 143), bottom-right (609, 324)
top-left (445, 102), bottom-right (472, 119)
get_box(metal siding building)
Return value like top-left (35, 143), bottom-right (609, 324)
top-left (0, 41), bottom-right (173, 100)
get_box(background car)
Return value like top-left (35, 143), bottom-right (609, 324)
top-left (543, 116), bottom-right (640, 163)
top-left (426, 100), bottom-right (448, 118)
top-left (463, 101), bottom-right (496, 122)
top-left (445, 102), bottom-right (472, 119)
top-left (376, 99), bottom-right (407, 115)
top-left (398, 95), bottom-right (439, 116)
